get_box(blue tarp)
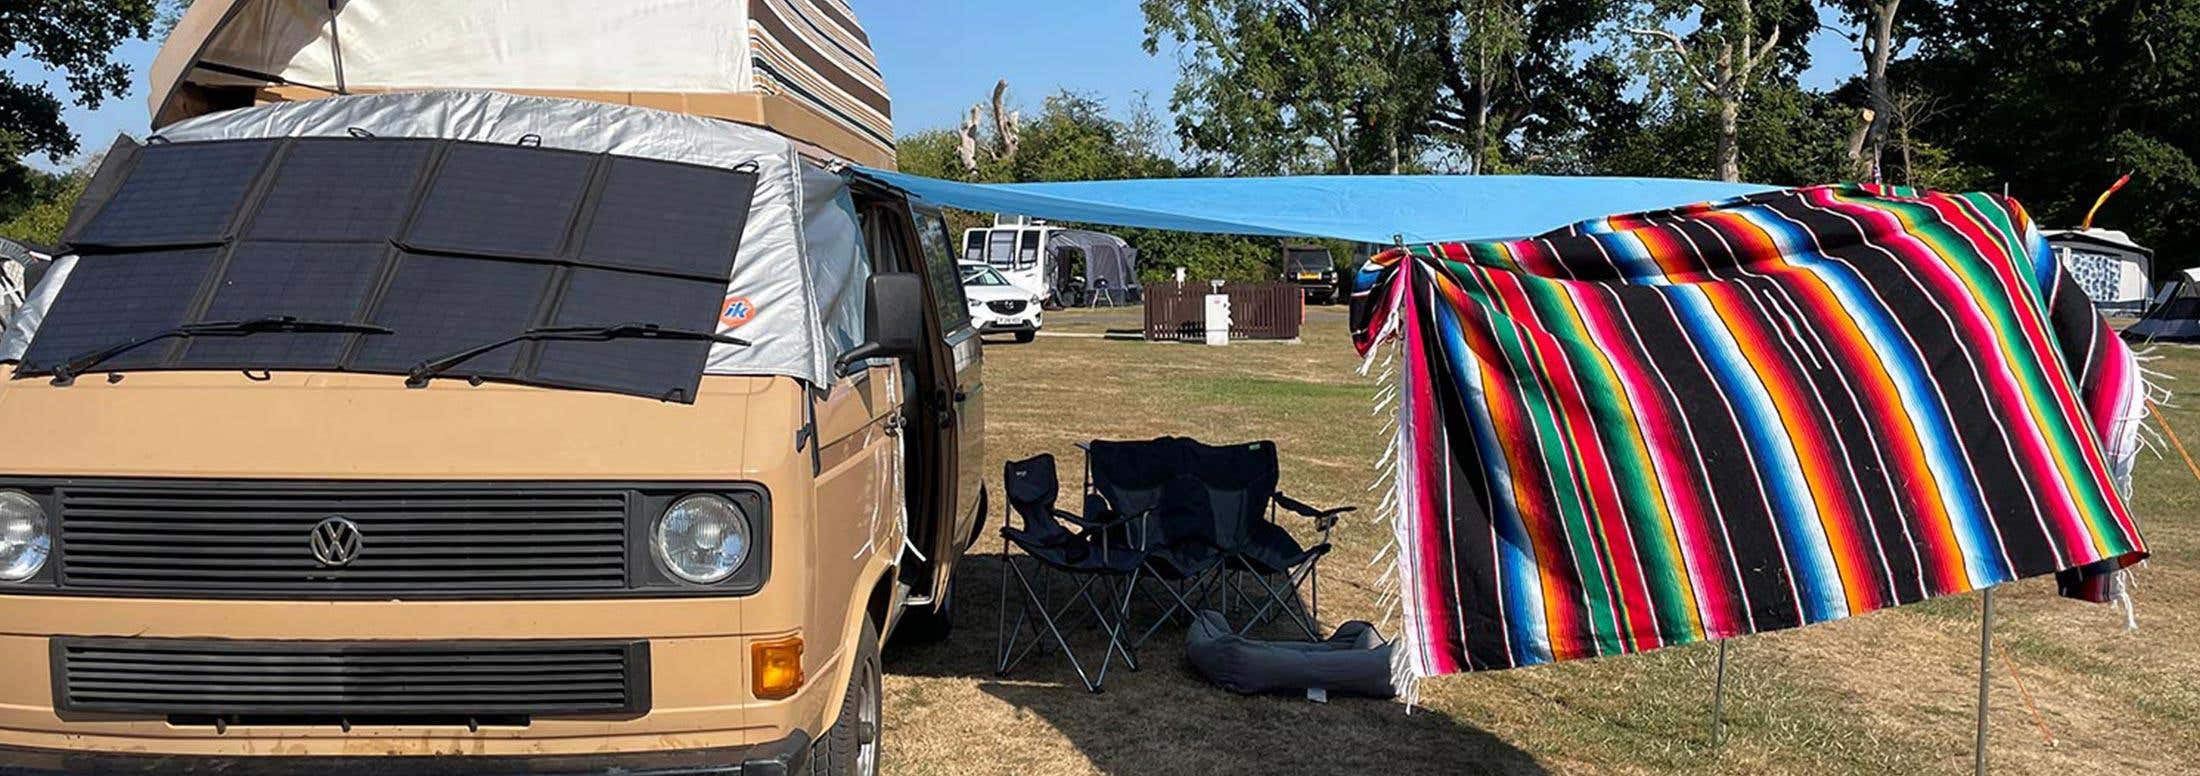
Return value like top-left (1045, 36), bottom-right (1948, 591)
top-left (855, 167), bottom-right (1779, 245)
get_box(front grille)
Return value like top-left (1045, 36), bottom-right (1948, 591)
top-left (987, 299), bottom-right (1028, 315)
top-left (57, 484), bottom-right (629, 596)
top-left (53, 638), bottom-right (649, 719)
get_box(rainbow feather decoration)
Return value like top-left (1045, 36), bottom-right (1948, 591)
top-left (1350, 185), bottom-right (2148, 683)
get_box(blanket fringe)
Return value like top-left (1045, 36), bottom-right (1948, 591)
top-left (1357, 294), bottom-right (1424, 710)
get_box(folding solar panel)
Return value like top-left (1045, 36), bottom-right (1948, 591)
top-left (19, 137), bottom-right (759, 402)
top-left (16, 250), bottom-right (221, 372)
top-left (70, 141), bottom-right (276, 248)
top-left (179, 242), bottom-right (391, 368)
top-left (531, 269), bottom-right (725, 400)
top-left (248, 140), bottom-right (434, 242)
top-left (404, 143), bottom-right (594, 259)
top-left (348, 253), bottom-right (558, 375)
top-left (576, 157), bottom-right (755, 279)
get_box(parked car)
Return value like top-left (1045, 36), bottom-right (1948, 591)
top-left (962, 261), bottom-right (1043, 342)
top-left (1279, 242), bottom-right (1339, 305)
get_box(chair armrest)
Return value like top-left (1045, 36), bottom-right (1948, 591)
top-left (1058, 507), bottom-right (1139, 532)
top-left (1274, 493), bottom-right (1356, 519)
top-left (1274, 493), bottom-right (1356, 531)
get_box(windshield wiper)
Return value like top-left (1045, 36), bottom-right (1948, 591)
top-left (49, 316), bottom-right (394, 386)
top-left (405, 323), bottom-right (751, 388)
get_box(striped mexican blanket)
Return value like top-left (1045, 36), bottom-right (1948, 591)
top-left (1349, 185), bottom-right (2149, 680)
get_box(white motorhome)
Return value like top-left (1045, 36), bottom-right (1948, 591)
top-left (960, 217), bottom-right (1139, 307)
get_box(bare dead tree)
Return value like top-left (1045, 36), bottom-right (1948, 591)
top-left (954, 80), bottom-right (1024, 175)
top-left (957, 105), bottom-right (981, 175)
top-left (990, 80), bottom-right (1022, 162)
top-left (1887, 88), bottom-right (1948, 187)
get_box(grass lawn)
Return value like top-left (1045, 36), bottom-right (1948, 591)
top-left (879, 306), bottom-right (2198, 775)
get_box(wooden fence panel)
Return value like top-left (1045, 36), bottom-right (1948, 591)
top-left (1142, 282), bottom-right (1304, 341)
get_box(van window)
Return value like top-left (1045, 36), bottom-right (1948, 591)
top-left (913, 207), bottom-right (971, 333)
top-left (962, 230), bottom-right (985, 262)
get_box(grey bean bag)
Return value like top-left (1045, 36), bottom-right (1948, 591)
top-left (1185, 610), bottom-right (1397, 699)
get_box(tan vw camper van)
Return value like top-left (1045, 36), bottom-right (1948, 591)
top-left (0, 3), bottom-right (985, 774)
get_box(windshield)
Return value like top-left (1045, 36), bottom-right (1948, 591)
top-left (1285, 247), bottom-right (1333, 272)
top-left (962, 266), bottom-right (1013, 287)
top-left (17, 138), bottom-right (759, 403)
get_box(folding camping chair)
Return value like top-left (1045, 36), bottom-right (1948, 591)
top-left (1191, 440), bottom-right (1354, 640)
top-left (994, 453), bottom-right (1144, 693)
top-left (1080, 439), bottom-right (1231, 652)
top-left (1088, 278), bottom-right (1116, 308)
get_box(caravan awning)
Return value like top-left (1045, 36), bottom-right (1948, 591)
top-left (856, 168), bottom-right (1777, 244)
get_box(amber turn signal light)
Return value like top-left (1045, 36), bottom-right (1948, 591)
top-left (751, 635), bottom-right (804, 700)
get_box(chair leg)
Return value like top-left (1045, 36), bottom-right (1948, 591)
top-left (1002, 557), bottom-right (1105, 693)
top-left (1239, 563), bottom-right (1324, 640)
top-left (1131, 568), bottom-right (1214, 650)
top-left (994, 538), bottom-right (1023, 675)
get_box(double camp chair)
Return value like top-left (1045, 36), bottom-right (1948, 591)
top-left (994, 437), bottom-right (1354, 692)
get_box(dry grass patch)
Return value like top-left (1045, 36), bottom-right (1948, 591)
top-left (881, 308), bottom-right (2198, 775)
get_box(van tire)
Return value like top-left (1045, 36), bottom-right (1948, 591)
top-left (895, 578), bottom-right (955, 644)
top-left (820, 618), bottom-right (883, 776)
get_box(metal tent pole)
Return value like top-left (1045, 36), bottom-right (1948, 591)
top-left (1711, 639), bottom-right (1730, 750)
top-left (1976, 587), bottom-right (1994, 776)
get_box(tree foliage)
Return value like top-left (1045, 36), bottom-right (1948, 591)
top-left (899, 90), bottom-right (1281, 283)
top-left (0, 169), bottom-right (84, 247)
top-left (1, 1), bottom-right (172, 231)
top-left (1, 0), bottom-right (165, 162)
top-left (1141, 0), bottom-right (1627, 175)
top-left (1893, 0), bottom-right (2200, 265)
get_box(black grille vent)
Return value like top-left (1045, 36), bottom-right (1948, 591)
top-left (57, 484), bottom-right (629, 596)
top-left (987, 299), bottom-right (1028, 315)
top-left (53, 638), bottom-right (649, 718)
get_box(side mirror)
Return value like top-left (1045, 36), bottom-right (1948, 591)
top-left (835, 272), bottom-right (928, 373)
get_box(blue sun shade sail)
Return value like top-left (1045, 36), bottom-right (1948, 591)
top-left (855, 168), bottom-right (1780, 244)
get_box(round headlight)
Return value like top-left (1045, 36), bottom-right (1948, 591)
top-left (652, 494), bottom-right (751, 584)
top-left (0, 491), bottom-right (50, 582)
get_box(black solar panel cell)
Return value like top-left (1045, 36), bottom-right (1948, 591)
top-left (179, 242), bottom-right (390, 368)
top-left (348, 252), bottom-right (556, 376)
top-left (531, 269), bottom-right (724, 400)
top-left (247, 140), bottom-right (434, 242)
top-left (404, 144), bottom-right (593, 258)
top-left (577, 158), bottom-right (755, 279)
top-left (72, 142), bottom-right (275, 247)
top-left (17, 250), bottom-right (220, 372)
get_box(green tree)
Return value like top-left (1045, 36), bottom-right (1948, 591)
top-left (0, 170), bottom-right (84, 246)
top-left (1897, 0), bottom-right (2200, 270)
top-left (2, 1), bottom-right (167, 161)
top-left (1142, 0), bottom-right (1453, 174)
top-left (1435, 0), bottom-right (1627, 174)
top-left (1142, 0), bottom-right (1624, 175)
top-left (1627, 0), bottom-right (1819, 180)
top-left (1, 1), bottom-right (171, 225)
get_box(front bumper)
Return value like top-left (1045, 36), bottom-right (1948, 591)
top-left (0, 731), bottom-right (810, 775)
top-left (974, 310), bottom-right (1041, 334)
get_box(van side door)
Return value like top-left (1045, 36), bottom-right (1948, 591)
top-left (910, 203), bottom-right (984, 589)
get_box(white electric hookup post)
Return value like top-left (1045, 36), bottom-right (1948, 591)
top-left (1204, 281), bottom-right (1230, 347)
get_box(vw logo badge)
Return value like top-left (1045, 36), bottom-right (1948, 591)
top-left (309, 517), bottom-right (364, 567)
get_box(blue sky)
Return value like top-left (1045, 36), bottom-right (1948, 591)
top-left (5, 1), bottom-right (1858, 171)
